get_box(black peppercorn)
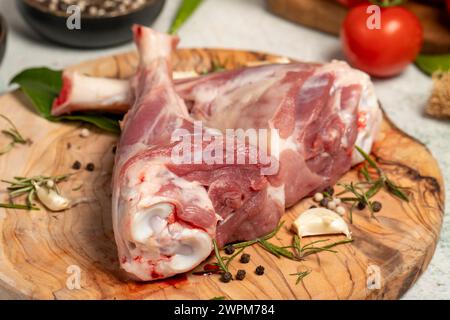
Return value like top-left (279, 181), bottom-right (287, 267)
top-left (220, 272), bottom-right (232, 283)
top-left (323, 186), bottom-right (334, 196)
top-left (240, 253), bottom-right (250, 264)
top-left (236, 270), bottom-right (246, 280)
top-left (319, 198), bottom-right (329, 207)
top-left (357, 201), bottom-right (366, 210)
top-left (255, 265), bottom-right (265, 275)
top-left (72, 161), bottom-right (81, 170)
top-left (86, 163), bottom-right (95, 172)
top-left (372, 201), bottom-right (382, 212)
top-left (224, 245), bottom-right (235, 255)
top-left (309, 205), bottom-right (317, 209)
top-left (112, 146), bottom-right (117, 154)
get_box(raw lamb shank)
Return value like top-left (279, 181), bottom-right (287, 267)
top-left (53, 26), bottom-right (381, 281)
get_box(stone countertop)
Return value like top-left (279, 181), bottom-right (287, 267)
top-left (0, 0), bottom-right (448, 299)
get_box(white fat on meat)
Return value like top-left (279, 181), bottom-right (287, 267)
top-left (316, 61), bottom-right (382, 165)
top-left (353, 79), bottom-right (382, 164)
top-left (118, 161), bottom-right (213, 280)
top-left (267, 184), bottom-right (285, 208)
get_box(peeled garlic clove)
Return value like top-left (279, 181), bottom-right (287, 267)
top-left (292, 208), bottom-right (351, 239)
top-left (34, 183), bottom-right (70, 211)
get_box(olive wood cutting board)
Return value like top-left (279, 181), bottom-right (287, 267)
top-left (0, 49), bottom-right (444, 300)
top-left (266, 0), bottom-right (450, 54)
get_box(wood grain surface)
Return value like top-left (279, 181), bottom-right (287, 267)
top-left (0, 49), bottom-right (444, 300)
top-left (266, 0), bottom-right (450, 54)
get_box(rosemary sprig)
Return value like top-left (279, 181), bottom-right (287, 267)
top-left (214, 221), bottom-right (352, 272)
top-left (0, 174), bottom-right (71, 211)
top-left (290, 270), bottom-right (311, 285)
top-left (0, 114), bottom-right (29, 156)
top-left (338, 146), bottom-right (409, 221)
top-left (338, 182), bottom-right (376, 220)
top-left (385, 179), bottom-right (409, 202)
top-left (291, 235), bottom-right (353, 259)
top-left (211, 243), bottom-right (245, 274)
top-left (232, 221), bottom-right (285, 249)
top-left (210, 221), bottom-right (353, 283)
top-left (212, 239), bottom-right (228, 273)
top-left (301, 239), bottom-right (353, 258)
top-left (0, 203), bottom-right (39, 210)
top-left (210, 222), bottom-right (287, 279)
top-left (230, 222), bottom-right (299, 260)
top-left (355, 146), bottom-right (380, 174)
top-left (258, 239), bottom-right (295, 260)
top-left (224, 247), bottom-right (245, 269)
top-left (360, 163), bottom-right (372, 183)
top-left (355, 146), bottom-right (409, 201)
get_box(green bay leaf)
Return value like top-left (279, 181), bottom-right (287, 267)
top-left (415, 54), bottom-right (450, 76)
top-left (169, 0), bottom-right (204, 34)
top-left (10, 68), bottom-right (62, 118)
top-left (58, 114), bottom-right (121, 134)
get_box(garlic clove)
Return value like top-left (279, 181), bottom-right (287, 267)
top-left (34, 183), bottom-right (70, 212)
top-left (292, 208), bottom-right (351, 239)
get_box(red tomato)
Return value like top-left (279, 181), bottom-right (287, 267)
top-left (336, 0), bottom-right (367, 7)
top-left (341, 5), bottom-right (423, 77)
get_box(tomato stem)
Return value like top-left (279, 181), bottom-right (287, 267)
top-left (369, 0), bottom-right (406, 7)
